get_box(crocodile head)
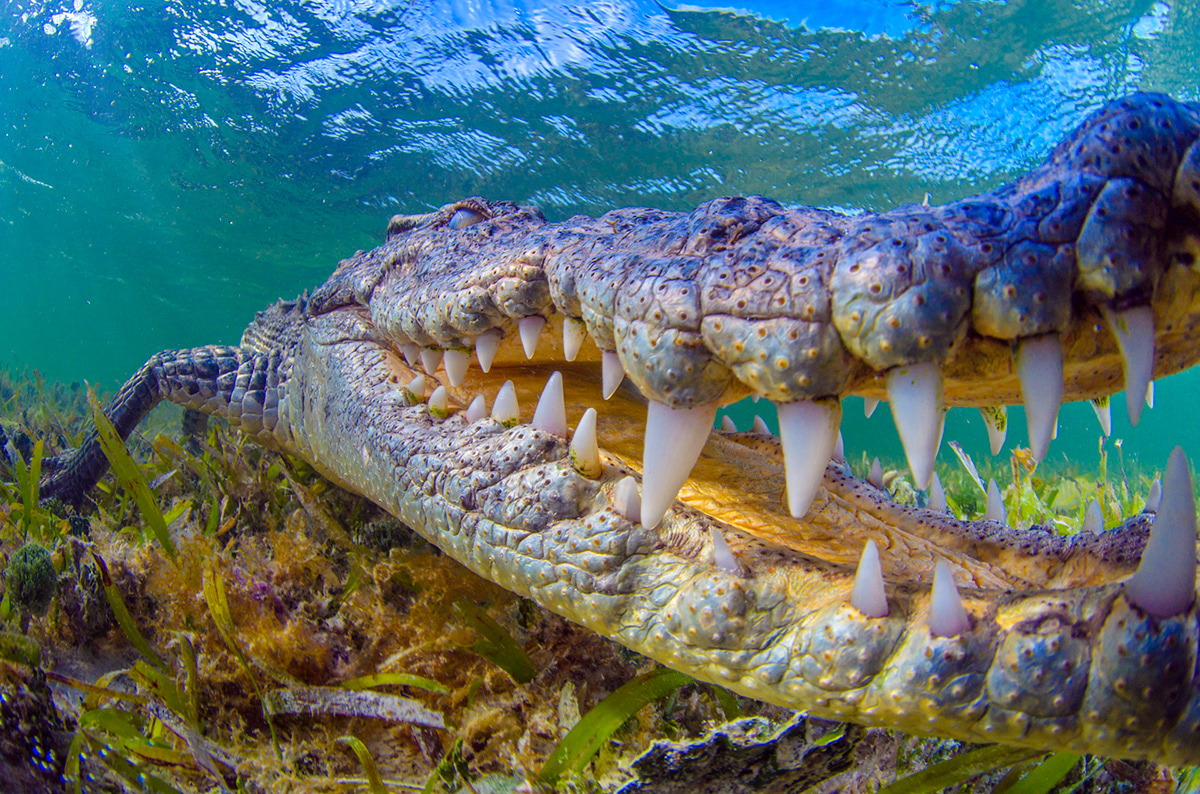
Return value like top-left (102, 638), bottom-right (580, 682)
top-left (90, 92), bottom-right (1200, 764)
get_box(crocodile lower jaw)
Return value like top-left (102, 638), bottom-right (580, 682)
top-left (278, 303), bottom-right (1200, 764)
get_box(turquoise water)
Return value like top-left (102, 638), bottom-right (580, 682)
top-left (2, 0), bottom-right (1198, 472)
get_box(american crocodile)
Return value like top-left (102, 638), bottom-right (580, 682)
top-left (37, 93), bottom-right (1200, 764)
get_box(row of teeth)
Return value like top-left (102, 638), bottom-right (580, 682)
top-left (802, 446), bottom-right (1193, 636)
top-left (404, 361), bottom-right (1199, 637)
top-left (400, 304), bottom-right (1157, 532)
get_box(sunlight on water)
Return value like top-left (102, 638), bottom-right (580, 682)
top-left (2, 0), bottom-right (1199, 471)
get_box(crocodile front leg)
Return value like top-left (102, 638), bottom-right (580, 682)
top-left (40, 346), bottom-right (285, 505)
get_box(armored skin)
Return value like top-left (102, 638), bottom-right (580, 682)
top-left (38, 94), bottom-right (1200, 763)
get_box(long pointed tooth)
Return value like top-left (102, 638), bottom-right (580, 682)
top-left (402, 343), bottom-right (420, 367)
top-left (1104, 305), bottom-right (1155, 427)
top-left (979, 406), bottom-right (1007, 456)
top-left (420, 347), bottom-right (443, 376)
top-left (569, 408), bottom-right (602, 478)
top-left (532, 372), bottom-right (567, 436)
top-left (1125, 446), bottom-right (1197, 617)
top-left (833, 430), bottom-right (845, 464)
top-left (929, 472), bottom-right (948, 513)
top-left (601, 352), bottom-right (624, 399)
top-left (1145, 477), bottom-right (1162, 513)
top-left (777, 399), bottom-right (841, 518)
top-left (1091, 396), bottom-right (1112, 437)
top-left (751, 415), bottom-right (771, 436)
top-left (641, 401), bottom-right (717, 529)
top-left (518, 316), bottom-right (546, 359)
top-left (864, 397), bottom-right (879, 418)
top-left (985, 478), bottom-right (1006, 524)
top-left (1016, 335), bottom-right (1063, 462)
top-left (443, 349), bottom-right (471, 387)
top-left (475, 330), bottom-right (501, 373)
top-left (887, 363), bottom-right (945, 490)
top-left (466, 394), bottom-right (487, 423)
top-left (492, 380), bottom-right (519, 426)
top-left (929, 560), bottom-right (972, 638)
top-left (1147, 380), bottom-right (1155, 408)
top-left (710, 527), bottom-right (741, 575)
top-left (428, 385), bottom-right (449, 418)
top-left (720, 415), bottom-right (738, 432)
top-left (563, 318), bottom-right (586, 362)
top-left (851, 540), bottom-right (889, 619)
top-left (868, 457), bottom-right (884, 489)
top-left (613, 476), bottom-right (641, 523)
top-left (1082, 499), bottom-right (1103, 535)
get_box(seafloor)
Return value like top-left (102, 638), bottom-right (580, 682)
top-left (0, 365), bottom-right (1181, 793)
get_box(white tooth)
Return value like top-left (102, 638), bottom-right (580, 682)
top-left (1091, 396), bottom-right (1112, 437)
top-left (492, 380), bottom-right (519, 426)
top-left (929, 472), bottom-right (948, 514)
top-left (868, 457), bottom-right (884, 489)
top-left (778, 398), bottom-right (841, 518)
top-left (532, 372), bottom-right (568, 436)
top-left (864, 397), bottom-right (879, 418)
top-left (475, 330), bottom-right (501, 374)
top-left (1083, 499), bottom-right (1103, 535)
top-left (1147, 380), bottom-right (1155, 408)
top-left (886, 363), bottom-right (945, 490)
top-left (563, 318), bottom-right (586, 362)
top-left (466, 394), bottom-right (487, 423)
top-left (402, 343), bottom-right (420, 367)
top-left (752, 394), bottom-right (760, 403)
top-left (979, 406), bottom-right (1007, 456)
top-left (405, 374), bottom-right (426, 400)
top-left (1016, 335), bottom-right (1063, 462)
top-left (602, 352), bottom-right (624, 399)
top-left (518, 316), bottom-right (546, 359)
top-left (929, 560), bottom-right (972, 638)
top-left (833, 430), bottom-right (845, 464)
top-left (850, 539), bottom-right (889, 619)
top-left (569, 408), bottom-right (602, 478)
top-left (985, 478), bottom-right (1006, 524)
top-left (428, 385), bottom-right (449, 418)
top-left (613, 476), bottom-right (641, 523)
top-left (720, 415), bottom-right (738, 432)
top-left (420, 347), bottom-right (443, 376)
top-left (641, 401), bottom-right (717, 529)
top-left (710, 527), bottom-right (740, 575)
top-left (751, 415), bottom-right (771, 436)
top-left (1145, 477), bottom-right (1162, 513)
top-left (443, 349), bottom-right (471, 387)
top-left (1104, 305), bottom-right (1155, 427)
top-left (1125, 446), bottom-right (1198, 617)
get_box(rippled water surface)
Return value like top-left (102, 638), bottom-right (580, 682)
top-left (2, 0), bottom-right (1198, 468)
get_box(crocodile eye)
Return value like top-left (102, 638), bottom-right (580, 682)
top-left (450, 208), bottom-right (486, 229)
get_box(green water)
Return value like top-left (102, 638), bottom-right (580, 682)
top-left (2, 0), bottom-right (1200, 474)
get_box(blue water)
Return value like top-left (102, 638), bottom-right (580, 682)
top-left (1, 0), bottom-right (1197, 471)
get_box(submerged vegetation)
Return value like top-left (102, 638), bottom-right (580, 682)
top-left (0, 365), bottom-right (1185, 792)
